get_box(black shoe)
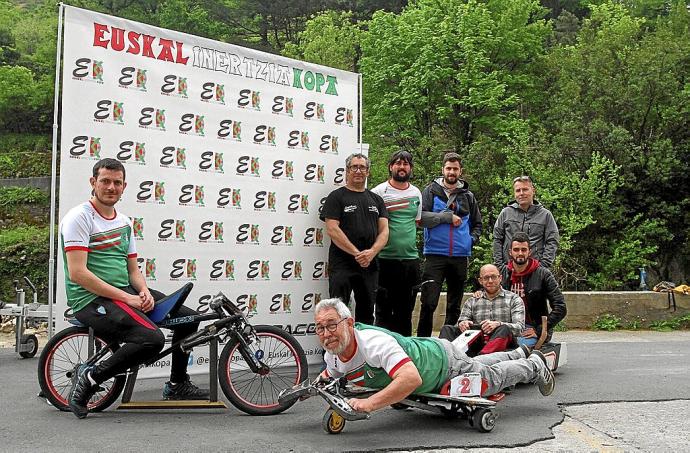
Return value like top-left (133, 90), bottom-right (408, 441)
top-left (163, 379), bottom-right (210, 400)
top-left (68, 364), bottom-right (97, 419)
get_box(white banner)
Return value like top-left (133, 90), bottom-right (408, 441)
top-left (57, 5), bottom-right (360, 375)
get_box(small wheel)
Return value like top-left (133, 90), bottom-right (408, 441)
top-left (322, 409), bottom-right (346, 434)
top-left (20, 334), bottom-right (39, 358)
top-left (472, 408), bottom-right (496, 433)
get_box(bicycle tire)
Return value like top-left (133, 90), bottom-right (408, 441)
top-left (37, 326), bottom-right (125, 412)
top-left (219, 325), bottom-right (308, 415)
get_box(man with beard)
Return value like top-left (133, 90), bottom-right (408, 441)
top-left (371, 150), bottom-right (422, 335)
top-left (60, 158), bottom-right (207, 419)
top-left (493, 176), bottom-right (559, 273)
top-left (321, 153), bottom-right (389, 324)
top-left (438, 264), bottom-right (524, 355)
top-left (314, 298), bottom-right (555, 413)
top-left (500, 232), bottom-right (567, 347)
top-left (416, 152), bottom-right (482, 337)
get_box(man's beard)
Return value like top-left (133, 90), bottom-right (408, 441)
top-left (443, 175), bottom-right (457, 185)
top-left (323, 329), bottom-right (350, 355)
top-left (512, 256), bottom-right (527, 266)
top-left (392, 170), bottom-right (410, 182)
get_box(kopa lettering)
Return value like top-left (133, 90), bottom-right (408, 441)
top-left (93, 23), bottom-right (189, 65)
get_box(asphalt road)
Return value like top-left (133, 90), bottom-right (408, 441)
top-left (1, 331), bottom-right (689, 452)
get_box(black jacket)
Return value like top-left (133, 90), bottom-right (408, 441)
top-left (501, 266), bottom-right (567, 336)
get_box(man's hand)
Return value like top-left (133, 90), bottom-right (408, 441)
top-left (472, 290), bottom-right (482, 298)
top-left (457, 320), bottom-right (473, 332)
top-left (451, 214), bottom-right (461, 227)
top-left (480, 320), bottom-right (501, 334)
top-left (347, 397), bottom-right (375, 413)
top-left (521, 327), bottom-right (537, 338)
top-left (355, 249), bottom-right (376, 268)
top-left (139, 290), bottom-right (155, 313)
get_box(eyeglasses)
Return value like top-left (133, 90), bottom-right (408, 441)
top-left (480, 274), bottom-right (501, 281)
top-left (348, 165), bottom-right (369, 173)
top-left (315, 318), bottom-right (347, 335)
top-left (513, 175), bottom-right (532, 184)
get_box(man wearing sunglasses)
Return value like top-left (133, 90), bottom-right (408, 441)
top-left (314, 298), bottom-right (554, 414)
top-left (320, 153), bottom-right (389, 324)
top-left (493, 176), bottom-right (559, 273)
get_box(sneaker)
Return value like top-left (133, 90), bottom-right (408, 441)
top-left (529, 350), bottom-right (555, 396)
top-left (163, 379), bottom-right (210, 400)
top-left (518, 344), bottom-right (532, 359)
top-left (68, 364), bottom-right (97, 419)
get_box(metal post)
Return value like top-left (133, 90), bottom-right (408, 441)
top-left (209, 337), bottom-right (218, 402)
top-left (14, 288), bottom-right (25, 353)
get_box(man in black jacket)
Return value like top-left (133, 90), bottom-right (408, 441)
top-left (501, 232), bottom-right (567, 346)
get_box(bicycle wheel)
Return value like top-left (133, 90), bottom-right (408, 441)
top-left (219, 325), bottom-right (308, 415)
top-left (37, 326), bottom-right (125, 412)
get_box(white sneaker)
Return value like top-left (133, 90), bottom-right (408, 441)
top-left (529, 350), bottom-right (555, 396)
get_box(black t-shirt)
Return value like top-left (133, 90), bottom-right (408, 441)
top-left (320, 187), bottom-right (388, 269)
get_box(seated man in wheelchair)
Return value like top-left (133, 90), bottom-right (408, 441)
top-left (314, 298), bottom-right (554, 413)
top-left (60, 158), bottom-right (207, 419)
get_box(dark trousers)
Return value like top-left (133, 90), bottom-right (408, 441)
top-left (375, 258), bottom-right (420, 336)
top-left (328, 265), bottom-right (377, 324)
top-left (439, 324), bottom-right (515, 355)
top-left (75, 287), bottom-right (199, 384)
top-left (417, 255), bottom-right (468, 337)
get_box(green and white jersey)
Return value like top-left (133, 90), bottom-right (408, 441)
top-left (60, 201), bottom-right (136, 312)
top-left (370, 181), bottom-right (422, 260)
top-left (324, 324), bottom-right (448, 394)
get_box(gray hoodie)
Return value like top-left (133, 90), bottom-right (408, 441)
top-left (492, 200), bottom-right (559, 271)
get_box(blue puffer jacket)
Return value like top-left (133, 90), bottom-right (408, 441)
top-left (421, 178), bottom-right (482, 257)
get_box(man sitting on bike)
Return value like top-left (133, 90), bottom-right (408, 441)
top-left (314, 298), bottom-right (554, 413)
top-left (61, 158), bottom-right (208, 419)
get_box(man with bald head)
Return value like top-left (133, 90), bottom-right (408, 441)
top-left (439, 264), bottom-right (524, 355)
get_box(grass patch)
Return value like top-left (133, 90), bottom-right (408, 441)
top-left (592, 313), bottom-right (622, 331)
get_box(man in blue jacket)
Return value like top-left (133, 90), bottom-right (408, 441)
top-left (417, 152), bottom-right (482, 337)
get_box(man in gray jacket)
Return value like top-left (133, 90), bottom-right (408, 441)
top-left (493, 176), bottom-right (559, 272)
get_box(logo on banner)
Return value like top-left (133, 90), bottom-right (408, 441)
top-left (217, 119), bottom-right (241, 142)
top-left (118, 67), bottom-right (147, 91)
top-left (116, 141), bottom-right (146, 165)
top-left (253, 125), bottom-right (276, 146)
top-left (161, 75), bottom-right (188, 98)
top-left (209, 259), bottom-right (235, 281)
top-left (178, 185), bottom-right (205, 207)
top-left (137, 181), bottom-right (165, 204)
top-left (293, 69), bottom-right (338, 96)
top-left (270, 294), bottom-right (292, 314)
top-left (281, 260), bottom-right (302, 281)
top-left (335, 107), bottom-right (354, 127)
top-left (235, 156), bottom-right (260, 177)
top-left (246, 260), bottom-right (270, 281)
top-left (270, 225), bottom-right (293, 246)
top-left (272, 96), bottom-right (293, 117)
top-left (72, 58), bottom-right (104, 83)
top-left (199, 151), bottom-right (223, 174)
top-left (236, 224), bottom-right (260, 245)
top-left (137, 257), bottom-right (157, 281)
top-left (131, 217), bottom-right (144, 239)
top-left (69, 136), bottom-right (101, 159)
top-left (160, 146), bottom-right (187, 169)
top-left (93, 100), bottom-right (124, 125)
top-left (138, 107), bottom-right (165, 131)
top-left (201, 82), bottom-right (225, 104)
top-left (216, 188), bottom-right (241, 209)
top-left (312, 261), bottom-right (329, 280)
top-left (271, 160), bottom-right (293, 180)
top-left (319, 135), bottom-right (338, 154)
top-left (302, 293), bottom-right (322, 312)
top-left (333, 167), bottom-right (345, 185)
top-left (303, 227), bottom-right (324, 247)
top-left (179, 113), bottom-right (204, 136)
top-left (238, 89), bottom-right (261, 110)
top-left (253, 191), bottom-right (276, 212)
top-left (158, 219), bottom-right (186, 242)
top-left (304, 163), bottom-right (325, 184)
top-left (287, 130), bottom-right (309, 150)
top-left (92, 23), bottom-right (189, 64)
top-left (199, 221), bottom-right (224, 243)
top-left (170, 258), bottom-right (197, 281)
top-left (303, 101), bottom-right (325, 122)
top-left (191, 47), bottom-right (290, 88)
top-left (287, 194), bottom-right (309, 214)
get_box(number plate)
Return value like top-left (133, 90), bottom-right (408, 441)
top-left (450, 372), bottom-right (482, 397)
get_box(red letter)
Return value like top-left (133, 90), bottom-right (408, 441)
top-left (175, 42), bottom-right (189, 65)
top-left (141, 34), bottom-right (156, 58)
top-left (157, 38), bottom-right (174, 63)
top-left (110, 27), bottom-right (125, 51)
top-left (126, 31), bottom-right (141, 55)
top-left (93, 23), bottom-right (109, 48)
